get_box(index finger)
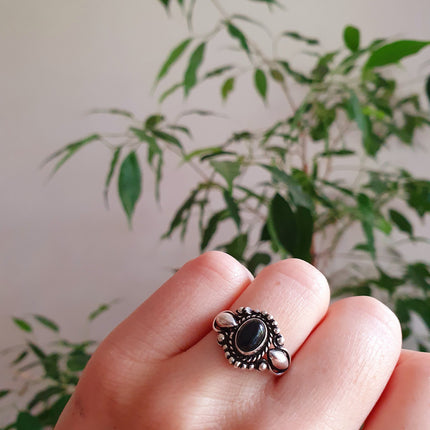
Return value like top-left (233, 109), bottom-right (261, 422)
top-left (97, 251), bottom-right (253, 362)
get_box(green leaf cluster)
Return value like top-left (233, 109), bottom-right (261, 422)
top-left (1, 304), bottom-right (112, 429)
top-left (45, 0), bottom-right (430, 362)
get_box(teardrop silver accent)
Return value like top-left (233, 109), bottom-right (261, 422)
top-left (268, 348), bottom-right (290, 371)
top-left (213, 311), bottom-right (238, 330)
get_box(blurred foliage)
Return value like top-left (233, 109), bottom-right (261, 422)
top-left (44, 0), bottom-right (430, 346)
top-left (0, 303), bottom-right (115, 429)
top-left (22, 0), bottom-right (430, 425)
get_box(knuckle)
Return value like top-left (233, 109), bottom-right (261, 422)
top-left (259, 258), bottom-right (330, 303)
top-left (183, 251), bottom-right (252, 283)
top-left (336, 296), bottom-right (401, 344)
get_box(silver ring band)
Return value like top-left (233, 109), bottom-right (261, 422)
top-left (213, 307), bottom-right (290, 375)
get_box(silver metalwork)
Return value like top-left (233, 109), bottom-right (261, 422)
top-left (213, 307), bottom-right (291, 375)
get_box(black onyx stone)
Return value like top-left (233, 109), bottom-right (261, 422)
top-left (235, 318), bottom-right (267, 354)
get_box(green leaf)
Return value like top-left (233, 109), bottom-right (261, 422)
top-left (294, 206), bottom-right (314, 262)
top-left (348, 92), bottom-right (367, 133)
top-left (278, 61), bottom-right (312, 84)
top-left (180, 109), bottom-right (225, 118)
top-left (130, 129), bottom-right (163, 198)
top-left (404, 179), bottom-right (430, 217)
top-left (183, 146), bottom-right (224, 162)
top-left (203, 65), bottom-right (234, 80)
top-left (364, 40), bottom-right (430, 69)
top-left (33, 315), bottom-right (59, 332)
top-left (269, 69), bottom-right (284, 82)
top-left (246, 252), bottom-right (271, 275)
top-left (374, 269), bottom-right (404, 294)
top-left (406, 262), bottom-right (430, 293)
top-left (167, 125), bottom-right (192, 139)
top-left (226, 23), bottom-right (249, 53)
top-left (67, 350), bottom-right (91, 372)
top-left (12, 318), bottom-right (32, 333)
top-left (236, 185), bottom-right (266, 203)
top-left (261, 165), bottom-right (313, 209)
top-left (16, 412), bottom-right (43, 430)
top-left (401, 298), bottom-right (430, 329)
top-left (268, 193), bottom-right (296, 256)
top-left (389, 209), bottom-right (413, 235)
top-left (254, 69), bottom-right (267, 101)
top-left (357, 193), bottom-right (375, 258)
top-left (200, 210), bottom-right (229, 251)
top-left (343, 26), bottom-right (360, 52)
top-left (222, 189), bottom-right (241, 229)
top-left (0, 389), bottom-right (10, 399)
top-left (104, 147), bottom-right (121, 208)
top-left (145, 114), bottom-right (165, 130)
top-left (37, 394), bottom-right (71, 427)
top-left (281, 31), bottom-right (319, 45)
top-left (11, 350), bottom-right (28, 365)
top-left (210, 160), bottom-right (241, 190)
top-left (320, 179), bottom-right (354, 197)
top-left (27, 386), bottom-right (64, 410)
top-left (118, 151), bottom-right (142, 227)
top-left (89, 108), bottom-right (134, 118)
top-left (221, 77), bottom-right (235, 101)
top-left (159, 82), bottom-right (183, 103)
top-left (163, 188), bottom-right (199, 238)
top-left (88, 303), bottom-right (110, 321)
top-left (318, 149), bottom-right (355, 157)
top-left (130, 127), bottom-right (156, 144)
top-left (348, 92), bottom-right (382, 156)
top-left (155, 38), bottom-right (191, 86)
top-left (28, 342), bottom-right (46, 359)
top-left (42, 354), bottom-right (61, 380)
top-left (43, 134), bottom-right (100, 175)
top-left (310, 52), bottom-right (338, 82)
top-left (152, 130), bottom-right (183, 149)
top-left (222, 233), bottom-right (248, 261)
top-left (395, 299), bottom-right (410, 324)
top-left (418, 343), bottom-right (429, 352)
top-left (374, 214), bottom-right (392, 235)
top-left (158, 0), bottom-right (170, 8)
top-left (184, 42), bottom-right (206, 96)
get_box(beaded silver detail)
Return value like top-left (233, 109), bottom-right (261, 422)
top-left (213, 307), bottom-right (291, 375)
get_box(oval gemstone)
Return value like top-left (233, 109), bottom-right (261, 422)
top-left (235, 318), bottom-right (267, 354)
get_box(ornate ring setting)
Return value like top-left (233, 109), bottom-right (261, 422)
top-left (213, 307), bottom-right (290, 375)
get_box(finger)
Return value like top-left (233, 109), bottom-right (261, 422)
top-left (363, 349), bottom-right (430, 429)
top-left (270, 296), bottom-right (401, 430)
top-left (176, 258), bottom-right (330, 424)
top-left (194, 258), bottom-right (330, 370)
top-left (231, 258), bottom-right (330, 356)
top-left (99, 251), bottom-right (253, 361)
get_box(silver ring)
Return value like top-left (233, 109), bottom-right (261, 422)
top-left (213, 307), bottom-right (290, 375)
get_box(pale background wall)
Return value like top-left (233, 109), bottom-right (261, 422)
top-left (1, 0), bottom-right (430, 391)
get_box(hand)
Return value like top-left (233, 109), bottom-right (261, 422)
top-left (55, 252), bottom-right (430, 429)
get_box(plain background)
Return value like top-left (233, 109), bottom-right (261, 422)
top-left (1, 0), bottom-right (430, 400)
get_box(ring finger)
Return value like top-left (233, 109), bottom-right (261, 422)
top-left (179, 258), bottom-right (330, 425)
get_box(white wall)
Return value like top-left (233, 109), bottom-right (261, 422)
top-left (1, 0), bottom-right (430, 391)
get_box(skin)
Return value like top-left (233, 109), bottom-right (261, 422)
top-left (55, 252), bottom-right (430, 430)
